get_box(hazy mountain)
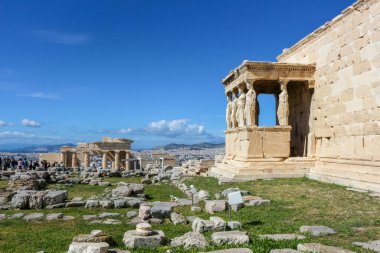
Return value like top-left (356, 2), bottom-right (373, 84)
top-left (154, 142), bottom-right (224, 150)
top-left (0, 143), bottom-right (75, 153)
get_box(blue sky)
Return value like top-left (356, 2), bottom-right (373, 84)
top-left (0, 0), bottom-right (353, 149)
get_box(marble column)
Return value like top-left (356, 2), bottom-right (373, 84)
top-left (61, 152), bottom-right (67, 167)
top-left (102, 151), bottom-right (108, 169)
top-left (72, 152), bottom-right (77, 168)
top-left (114, 150), bottom-right (120, 169)
top-left (84, 152), bottom-right (90, 168)
top-left (125, 152), bottom-right (131, 170)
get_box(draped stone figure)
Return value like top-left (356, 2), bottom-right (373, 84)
top-left (277, 80), bottom-right (289, 125)
top-left (226, 93), bottom-right (233, 129)
top-left (231, 91), bottom-right (238, 128)
top-left (244, 81), bottom-right (257, 126)
top-left (237, 87), bottom-right (246, 127)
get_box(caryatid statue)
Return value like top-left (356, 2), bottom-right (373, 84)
top-left (237, 86), bottom-right (246, 127)
top-left (277, 80), bottom-right (289, 125)
top-left (231, 90), bottom-right (239, 128)
top-left (226, 92), bottom-right (233, 129)
top-left (244, 81), bottom-right (257, 126)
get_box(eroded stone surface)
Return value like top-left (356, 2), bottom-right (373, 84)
top-left (171, 231), bottom-right (208, 249)
top-left (297, 243), bottom-right (355, 253)
top-left (299, 226), bottom-right (336, 236)
top-left (211, 231), bottom-right (250, 245)
top-left (123, 230), bottom-right (165, 248)
top-left (353, 240), bottom-right (380, 252)
top-left (259, 234), bottom-right (305, 241)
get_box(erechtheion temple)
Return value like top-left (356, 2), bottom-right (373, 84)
top-left (212, 0), bottom-right (380, 192)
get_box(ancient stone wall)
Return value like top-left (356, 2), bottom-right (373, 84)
top-left (277, 0), bottom-right (380, 191)
top-left (39, 153), bottom-right (61, 164)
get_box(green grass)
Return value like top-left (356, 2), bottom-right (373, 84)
top-left (0, 177), bottom-right (379, 252)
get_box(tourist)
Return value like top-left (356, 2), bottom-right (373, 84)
top-left (17, 159), bottom-right (22, 171)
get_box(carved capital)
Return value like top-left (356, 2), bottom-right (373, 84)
top-left (279, 79), bottom-right (289, 87)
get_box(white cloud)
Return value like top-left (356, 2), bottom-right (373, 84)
top-left (145, 119), bottom-right (205, 137)
top-left (32, 30), bottom-right (91, 45)
top-left (0, 120), bottom-right (14, 127)
top-left (18, 92), bottom-right (60, 99)
top-left (110, 128), bottom-right (133, 134)
top-left (22, 119), bottom-right (41, 127)
top-left (0, 131), bottom-right (35, 139)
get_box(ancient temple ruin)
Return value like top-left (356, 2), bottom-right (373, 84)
top-left (212, 0), bottom-right (380, 192)
top-left (61, 137), bottom-right (135, 169)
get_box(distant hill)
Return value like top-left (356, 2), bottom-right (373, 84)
top-left (154, 142), bottom-right (224, 150)
top-left (0, 143), bottom-right (75, 153)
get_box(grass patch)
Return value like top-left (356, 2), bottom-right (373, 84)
top-left (0, 177), bottom-right (379, 252)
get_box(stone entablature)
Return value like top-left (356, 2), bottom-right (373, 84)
top-left (222, 61), bottom-right (315, 93)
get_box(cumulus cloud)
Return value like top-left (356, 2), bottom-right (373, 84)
top-left (18, 92), bottom-right (60, 99)
top-left (22, 119), bottom-right (41, 127)
top-left (144, 119), bottom-right (205, 137)
top-left (0, 120), bottom-right (14, 127)
top-left (32, 30), bottom-right (91, 45)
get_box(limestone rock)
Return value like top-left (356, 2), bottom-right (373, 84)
top-left (11, 191), bottom-right (34, 209)
top-left (353, 240), bottom-right (380, 252)
top-left (151, 202), bottom-right (172, 219)
top-left (83, 215), bottom-right (97, 220)
top-left (43, 190), bottom-right (67, 206)
top-left (170, 212), bottom-right (187, 225)
top-left (0, 213), bottom-right (6, 220)
top-left (192, 217), bottom-right (214, 233)
top-left (297, 243), bottom-right (356, 253)
top-left (171, 231), bottom-right (208, 249)
top-left (270, 250), bottom-right (300, 253)
top-left (148, 218), bottom-right (163, 224)
top-left (23, 212), bottom-right (44, 221)
top-left (299, 226), bottom-right (336, 236)
top-left (98, 212), bottom-right (120, 219)
top-left (67, 242), bottom-right (109, 253)
top-left (138, 204), bottom-right (151, 220)
top-left (136, 223), bottom-right (153, 236)
top-left (210, 216), bottom-right (226, 231)
top-left (103, 219), bottom-right (121, 225)
top-left (63, 215), bottom-right (75, 221)
top-left (9, 213), bottom-right (24, 219)
top-left (191, 206), bottom-right (202, 212)
top-left (112, 186), bottom-right (132, 198)
top-left (259, 234), bottom-right (305, 241)
top-left (205, 200), bottom-right (226, 214)
top-left (198, 190), bottom-right (210, 200)
top-left (85, 200), bottom-right (99, 209)
top-left (123, 230), bottom-right (165, 248)
top-left (126, 211), bottom-right (137, 218)
top-left (205, 249), bottom-right (253, 253)
top-left (46, 213), bottom-right (64, 221)
top-left (246, 199), bottom-right (271, 206)
top-left (98, 200), bottom-right (114, 209)
top-left (66, 201), bottom-right (86, 207)
top-left (227, 221), bottom-right (242, 230)
top-left (29, 191), bottom-right (47, 209)
top-left (211, 231), bottom-right (250, 245)
top-left (112, 199), bottom-right (126, 209)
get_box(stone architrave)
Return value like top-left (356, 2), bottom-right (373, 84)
top-left (244, 80), bottom-right (256, 126)
top-left (226, 93), bottom-right (233, 129)
top-left (231, 90), bottom-right (238, 128)
top-left (277, 80), bottom-right (289, 126)
top-left (237, 87), bottom-right (246, 128)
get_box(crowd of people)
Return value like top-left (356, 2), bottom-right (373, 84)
top-left (0, 156), bottom-right (61, 171)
